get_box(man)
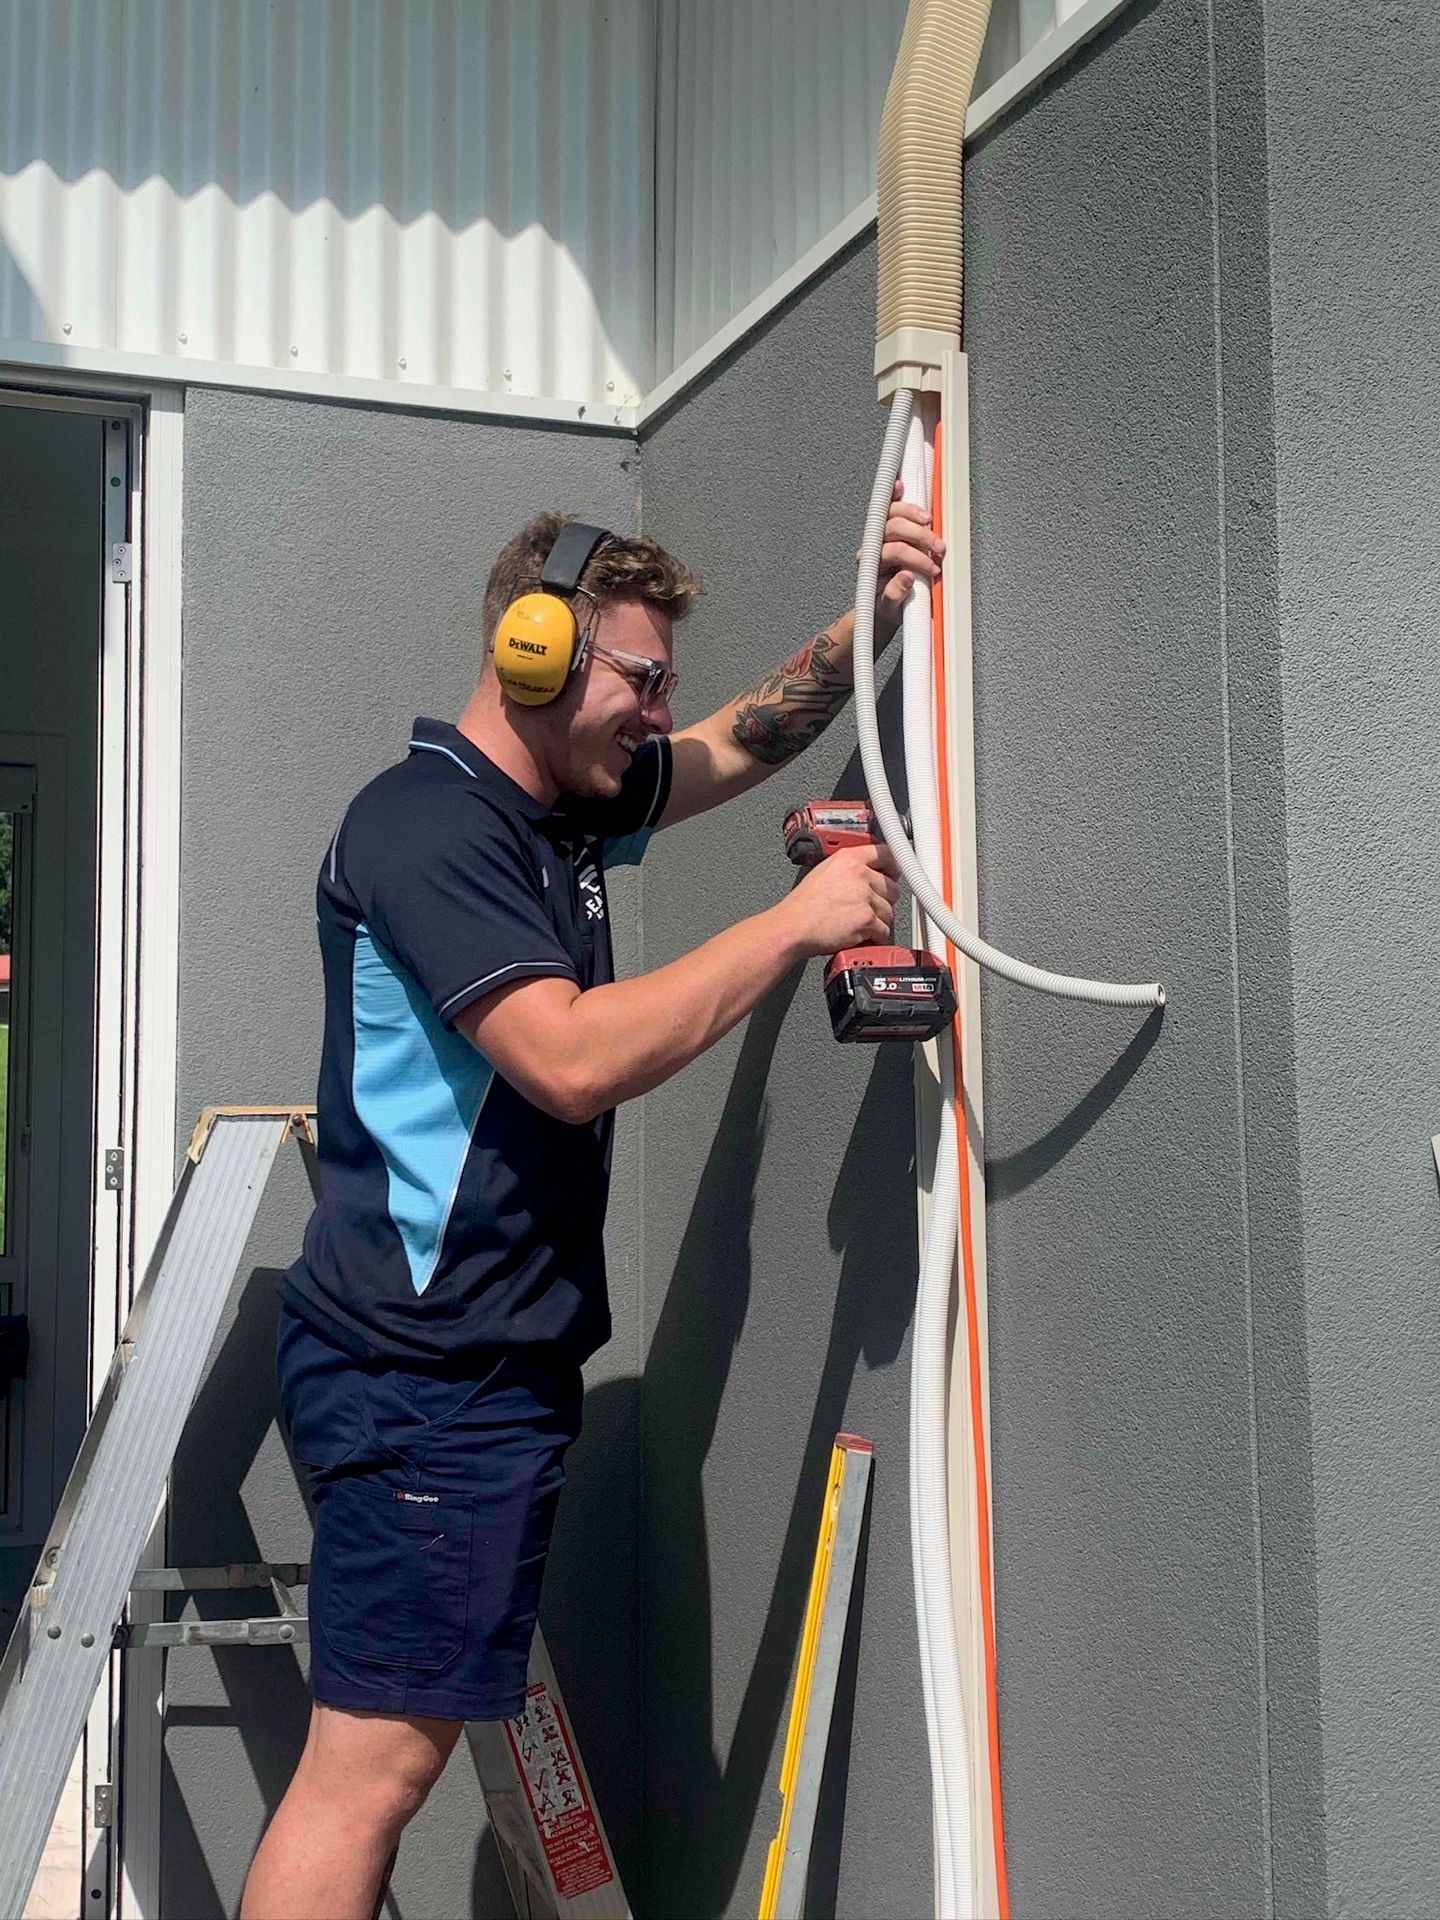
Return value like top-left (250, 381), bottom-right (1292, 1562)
top-left (241, 497), bottom-right (943, 1920)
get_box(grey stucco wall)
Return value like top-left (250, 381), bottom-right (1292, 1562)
top-left (638, 257), bottom-right (934, 1920)
top-left (1264, 3), bottom-right (1440, 1912)
top-left (637, 1), bottom-right (1338, 1914)
top-left (169, 389), bottom-right (640, 1917)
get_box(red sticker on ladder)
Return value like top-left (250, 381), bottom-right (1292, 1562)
top-left (504, 1680), bottom-right (615, 1901)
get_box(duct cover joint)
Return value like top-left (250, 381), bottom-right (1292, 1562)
top-left (875, 326), bottom-right (960, 400)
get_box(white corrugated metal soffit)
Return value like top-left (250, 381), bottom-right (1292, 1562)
top-left (1, 1), bottom-right (1123, 423)
top-left (0, 0), bottom-right (652, 420)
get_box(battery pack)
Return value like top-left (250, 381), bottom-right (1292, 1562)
top-left (822, 946), bottom-right (957, 1043)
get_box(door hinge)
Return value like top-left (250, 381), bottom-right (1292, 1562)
top-left (111, 541), bottom-right (133, 583)
top-left (93, 1782), bottom-right (114, 1829)
top-left (103, 1149), bottom-right (125, 1193)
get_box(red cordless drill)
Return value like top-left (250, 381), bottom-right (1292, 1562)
top-left (782, 801), bottom-right (958, 1044)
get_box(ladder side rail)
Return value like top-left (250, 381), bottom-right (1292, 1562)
top-left (466, 1627), bottom-right (633, 1920)
top-left (0, 1152), bottom-right (203, 1648)
top-left (0, 1113), bottom-right (292, 1919)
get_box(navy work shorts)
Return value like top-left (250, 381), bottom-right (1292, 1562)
top-left (275, 1303), bottom-right (583, 1722)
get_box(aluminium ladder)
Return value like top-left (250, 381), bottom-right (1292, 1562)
top-left (0, 1105), bottom-right (628, 1920)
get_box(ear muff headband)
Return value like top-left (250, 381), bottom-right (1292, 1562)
top-left (540, 521), bottom-right (610, 597)
top-left (492, 522), bottom-right (611, 706)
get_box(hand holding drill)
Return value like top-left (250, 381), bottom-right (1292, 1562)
top-left (781, 802), bottom-right (957, 1043)
top-left (778, 839), bottom-right (902, 958)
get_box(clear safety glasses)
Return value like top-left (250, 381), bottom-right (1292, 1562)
top-left (588, 641), bottom-right (679, 709)
top-left (574, 596), bottom-right (678, 708)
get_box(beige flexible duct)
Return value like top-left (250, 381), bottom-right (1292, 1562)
top-left (875, 0), bottom-right (994, 398)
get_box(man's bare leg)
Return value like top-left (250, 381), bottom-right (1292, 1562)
top-left (240, 1703), bottom-right (462, 1920)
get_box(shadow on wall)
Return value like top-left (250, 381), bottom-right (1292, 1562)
top-left (986, 1009), bottom-right (1164, 1199)
top-left (642, 965), bottom-right (917, 1916)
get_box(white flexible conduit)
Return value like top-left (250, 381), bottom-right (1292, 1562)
top-left (853, 389), bottom-right (1166, 1010)
top-left (901, 398), bottom-right (970, 1920)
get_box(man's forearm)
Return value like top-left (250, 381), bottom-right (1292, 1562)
top-left (560, 904), bottom-right (808, 1117)
top-left (658, 495), bottom-right (938, 819)
top-left (729, 609), bottom-right (890, 768)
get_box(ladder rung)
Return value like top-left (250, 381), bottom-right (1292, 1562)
top-left (117, 1617), bottom-right (310, 1651)
top-left (129, 1562), bottom-right (310, 1593)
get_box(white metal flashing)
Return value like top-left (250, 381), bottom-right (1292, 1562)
top-left (637, 0), bottom-right (1135, 429)
top-left (638, 198), bottom-right (881, 430)
top-left (0, 339), bottom-right (637, 435)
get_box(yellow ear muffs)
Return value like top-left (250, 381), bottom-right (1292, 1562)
top-left (490, 520), bottom-right (612, 706)
top-left (492, 592), bottom-right (580, 706)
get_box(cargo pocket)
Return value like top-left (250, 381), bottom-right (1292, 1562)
top-left (311, 1478), bottom-right (473, 1672)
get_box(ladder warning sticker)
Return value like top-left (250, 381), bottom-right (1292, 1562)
top-left (504, 1680), bottom-right (615, 1900)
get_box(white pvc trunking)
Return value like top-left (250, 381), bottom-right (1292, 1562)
top-left (907, 354), bottom-right (1002, 1919)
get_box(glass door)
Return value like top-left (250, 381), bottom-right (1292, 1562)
top-left (0, 765), bottom-right (36, 1521)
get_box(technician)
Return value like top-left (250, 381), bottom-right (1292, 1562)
top-left (241, 500), bottom-right (942, 1920)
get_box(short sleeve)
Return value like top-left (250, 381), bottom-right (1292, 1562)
top-left (558, 735), bottom-right (672, 872)
top-left (350, 795), bottom-right (578, 1026)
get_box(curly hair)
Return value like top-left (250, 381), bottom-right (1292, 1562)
top-left (482, 513), bottom-right (700, 645)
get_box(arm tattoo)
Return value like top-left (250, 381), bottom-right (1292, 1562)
top-left (731, 628), bottom-right (852, 767)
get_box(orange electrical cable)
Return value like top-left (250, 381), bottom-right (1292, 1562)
top-left (929, 418), bottom-right (1011, 1918)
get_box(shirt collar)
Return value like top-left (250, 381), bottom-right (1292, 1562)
top-left (408, 717), bottom-right (551, 823)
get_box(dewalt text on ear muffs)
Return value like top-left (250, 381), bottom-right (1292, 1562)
top-left (491, 521), bottom-right (611, 705)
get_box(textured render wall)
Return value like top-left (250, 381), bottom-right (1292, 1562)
top-left (637, 0), bottom-right (1319, 1913)
top-left (170, 390), bottom-right (639, 1917)
top-left (639, 250), bottom-right (934, 1920)
top-left (1264, 3), bottom-right (1440, 1911)
top-left (963, 2), bottom-right (1325, 1911)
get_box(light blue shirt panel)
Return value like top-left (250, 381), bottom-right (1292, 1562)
top-left (602, 826), bottom-right (653, 870)
top-left (351, 925), bottom-right (493, 1295)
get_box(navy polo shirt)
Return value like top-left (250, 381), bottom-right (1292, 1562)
top-left (280, 717), bottom-right (672, 1365)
